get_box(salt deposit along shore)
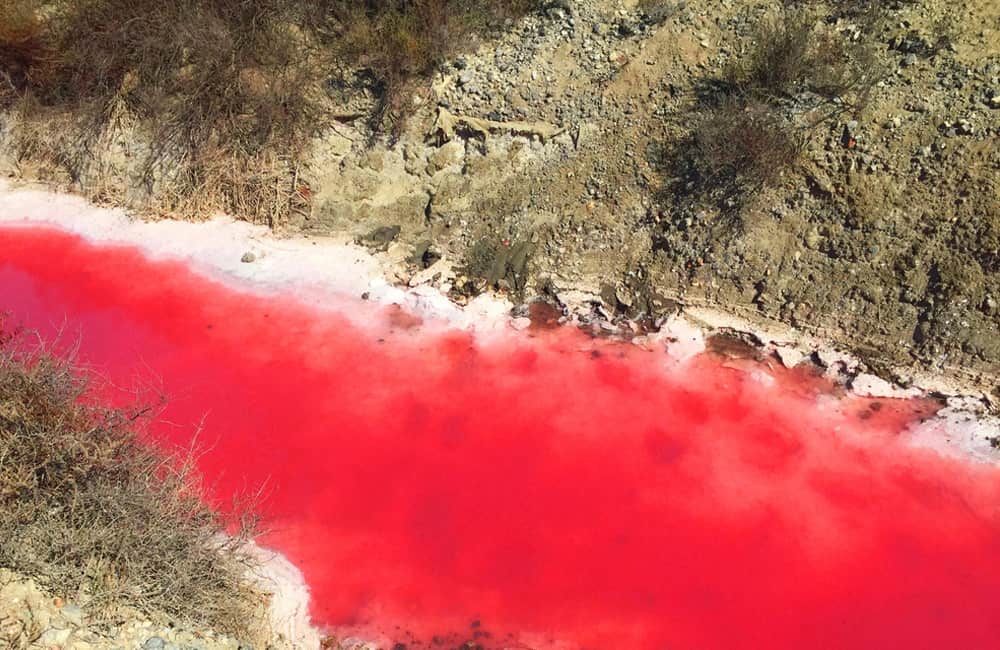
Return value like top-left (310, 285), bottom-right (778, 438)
top-left (1, 179), bottom-right (996, 464)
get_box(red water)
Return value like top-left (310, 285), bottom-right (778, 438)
top-left (2, 225), bottom-right (1000, 650)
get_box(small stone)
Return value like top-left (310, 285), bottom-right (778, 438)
top-left (240, 251), bottom-right (256, 264)
top-left (60, 603), bottom-right (84, 626)
top-left (457, 70), bottom-right (474, 86)
top-left (989, 95), bottom-right (1000, 109)
top-left (850, 373), bottom-right (921, 399)
top-left (428, 141), bottom-right (465, 173)
top-left (774, 346), bottom-right (806, 368)
top-left (40, 628), bottom-right (73, 646)
top-left (143, 637), bottom-right (166, 650)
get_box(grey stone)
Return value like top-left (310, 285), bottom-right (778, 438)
top-left (60, 603), bottom-right (84, 626)
top-left (240, 251), bottom-right (256, 263)
top-left (39, 628), bottom-right (73, 646)
top-left (143, 636), bottom-right (166, 650)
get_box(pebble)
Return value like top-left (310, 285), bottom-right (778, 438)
top-left (144, 636), bottom-right (167, 650)
top-left (40, 628), bottom-right (73, 646)
top-left (61, 603), bottom-right (84, 626)
top-left (774, 346), bottom-right (806, 368)
top-left (240, 251), bottom-right (256, 263)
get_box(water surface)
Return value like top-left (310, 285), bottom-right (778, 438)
top-left (2, 226), bottom-right (999, 649)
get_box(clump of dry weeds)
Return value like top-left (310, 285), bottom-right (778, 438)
top-left (0, 0), bottom-right (541, 222)
top-left (692, 97), bottom-right (806, 190)
top-left (726, 5), bottom-right (884, 109)
top-left (0, 327), bottom-right (263, 638)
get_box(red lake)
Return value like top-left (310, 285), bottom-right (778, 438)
top-left (2, 225), bottom-right (999, 649)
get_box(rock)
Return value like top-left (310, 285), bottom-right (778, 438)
top-left (356, 225), bottom-right (401, 252)
top-left (458, 70), bottom-right (474, 86)
top-left (40, 628), bottom-right (73, 646)
top-left (955, 119), bottom-right (975, 135)
top-left (240, 251), bottom-right (256, 263)
top-left (774, 346), bottom-right (806, 368)
top-left (60, 603), bottom-right (84, 626)
top-left (510, 316), bottom-right (532, 331)
top-left (988, 95), bottom-right (1000, 109)
top-left (850, 373), bottom-right (922, 399)
top-left (362, 150), bottom-right (385, 172)
top-left (428, 141), bottom-right (465, 173)
top-left (815, 349), bottom-right (844, 370)
top-left (143, 636), bottom-right (166, 650)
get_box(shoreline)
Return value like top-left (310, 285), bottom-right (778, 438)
top-left (2, 178), bottom-right (997, 459)
top-left (2, 178), bottom-right (998, 647)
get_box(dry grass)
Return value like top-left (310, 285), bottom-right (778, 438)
top-left (0, 0), bottom-right (540, 221)
top-left (691, 97), bottom-right (806, 190)
top-left (667, 2), bottom-right (889, 207)
top-left (726, 6), bottom-right (884, 107)
top-left (320, 0), bottom-right (541, 131)
top-left (0, 327), bottom-right (263, 638)
top-left (0, 1), bottom-right (52, 107)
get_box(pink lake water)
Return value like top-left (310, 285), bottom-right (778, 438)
top-left (2, 225), bottom-right (1000, 649)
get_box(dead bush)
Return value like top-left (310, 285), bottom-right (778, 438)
top-left (318, 0), bottom-right (541, 131)
top-left (0, 0), bottom-right (325, 223)
top-left (0, 0), bottom-right (53, 106)
top-left (0, 1), bottom-right (540, 221)
top-left (0, 328), bottom-right (263, 637)
top-left (726, 7), bottom-right (884, 108)
top-left (690, 97), bottom-right (806, 192)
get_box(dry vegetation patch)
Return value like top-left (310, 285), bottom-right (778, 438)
top-left (0, 328), bottom-right (262, 637)
top-left (0, 0), bottom-right (541, 221)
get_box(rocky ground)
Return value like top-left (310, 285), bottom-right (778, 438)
top-left (1, 570), bottom-right (254, 650)
top-left (2, 0), bottom-right (996, 399)
top-left (288, 0), bottom-right (999, 402)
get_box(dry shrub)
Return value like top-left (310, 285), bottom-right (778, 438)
top-left (7, 0), bottom-right (326, 223)
top-left (0, 0), bottom-right (541, 222)
top-left (319, 0), bottom-right (541, 130)
top-left (727, 7), bottom-right (884, 108)
top-left (0, 0), bottom-right (53, 106)
top-left (0, 328), bottom-right (263, 637)
top-left (692, 97), bottom-right (806, 191)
